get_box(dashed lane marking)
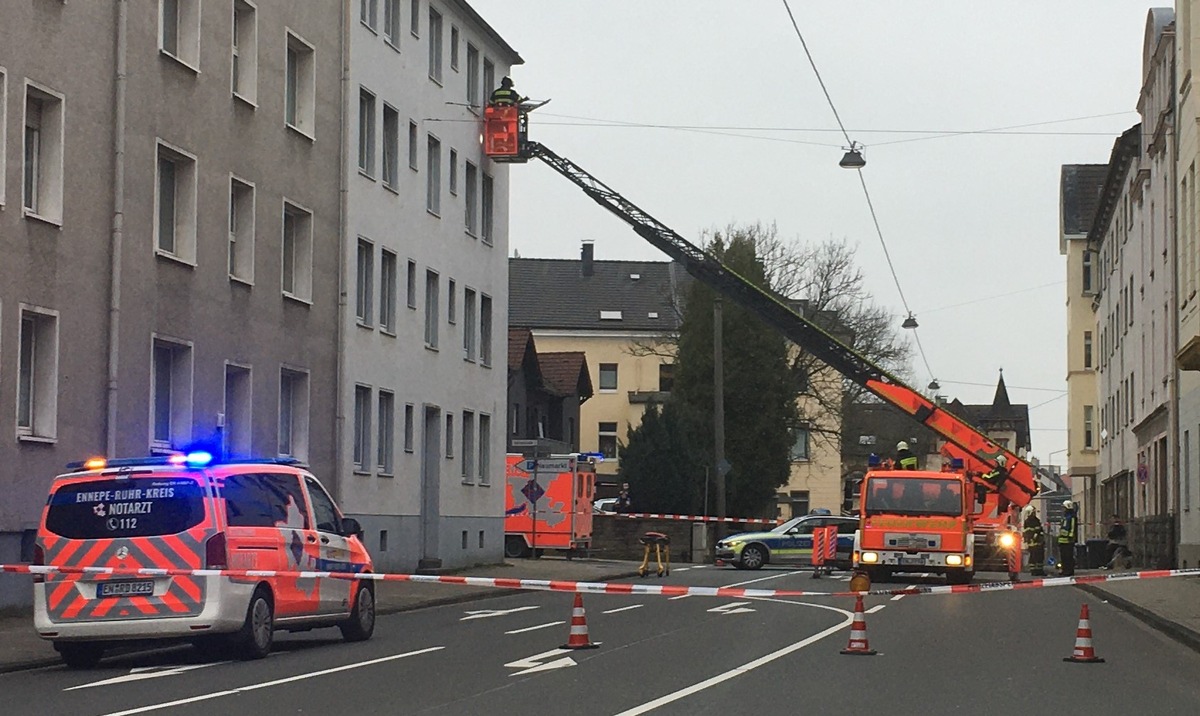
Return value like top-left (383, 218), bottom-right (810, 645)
top-left (866, 604), bottom-right (886, 614)
top-left (99, 646), bottom-right (445, 716)
top-left (673, 567), bottom-right (691, 572)
top-left (603, 604), bottom-right (645, 614)
top-left (505, 621), bottom-right (566, 635)
top-left (891, 594), bottom-right (906, 601)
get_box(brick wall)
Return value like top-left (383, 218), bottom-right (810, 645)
top-left (591, 515), bottom-right (716, 563)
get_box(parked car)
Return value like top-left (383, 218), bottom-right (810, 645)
top-left (33, 452), bottom-right (375, 668)
top-left (593, 498), bottom-right (619, 514)
top-left (715, 514), bottom-right (858, 570)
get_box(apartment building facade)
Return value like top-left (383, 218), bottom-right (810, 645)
top-left (1176, 0), bottom-right (1200, 568)
top-left (0, 1), bottom-right (343, 606)
top-left (1059, 164), bottom-right (1107, 538)
top-left (341, 0), bottom-right (520, 571)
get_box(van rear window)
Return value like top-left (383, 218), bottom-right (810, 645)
top-left (45, 477), bottom-right (206, 539)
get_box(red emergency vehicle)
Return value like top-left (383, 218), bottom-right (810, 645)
top-left (504, 454), bottom-right (595, 558)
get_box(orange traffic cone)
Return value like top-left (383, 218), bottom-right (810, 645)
top-left (1063, 603), bottom-right (1105, 663)
top-left (840, 595), bottom-right (878, 656)
top-left (561, 593), bottom-right (599, 650)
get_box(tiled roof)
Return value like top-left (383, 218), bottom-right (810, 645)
top-left (1060, 164), bottom-right (1108, 236)
top-left (509, 258), bottom-right (690, 331)
top-left (508, 327), bottom-right (536, 374)
top-left (538, 352), bottom-right (593, 399)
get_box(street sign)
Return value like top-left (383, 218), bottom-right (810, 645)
top-left (717, 459), bottom-right (732, 477)
top-left (521, 478), bottom-right (545, 504)
top-left (533, 458), bottom-right (572, 473)
top-left (511, 439), bottom-right (540, 447)
top-left (513, 459), bottom-right (538, 473)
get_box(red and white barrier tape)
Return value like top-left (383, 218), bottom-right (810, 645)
top-left (615, 513), bottom-right (780, 525)
top-left (3, 563), bottom-right (1198, 599)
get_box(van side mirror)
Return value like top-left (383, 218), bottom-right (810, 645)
top-left (341, 517), bottom-right (363, 538)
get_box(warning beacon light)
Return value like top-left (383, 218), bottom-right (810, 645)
top-left (867, 453), bottom-right (881, 467)
top-left (168, 450), bottom-right (214, 467)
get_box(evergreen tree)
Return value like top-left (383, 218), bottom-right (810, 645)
top-left (617, 403), bottom-right (703, 514)
top-left (670, 229), bottom-right (801, 517)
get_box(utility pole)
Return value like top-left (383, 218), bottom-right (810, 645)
top-left (714, 298), bottom-right (726, 533)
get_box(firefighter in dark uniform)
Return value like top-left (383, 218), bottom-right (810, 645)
top-left (896, 441), bottom-right (918, 470)
top-left (1058, 500), bottom-right (1078, 576)
top-left (1023, 506), bottom-right (1046, 576)
top-left (489, 76), bottom-right (524, 107)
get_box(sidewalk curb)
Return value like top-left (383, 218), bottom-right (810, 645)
top-left (0, 569), bottom-right (642, 675)
top-left (1077, 583), bottom-right (1200, 654)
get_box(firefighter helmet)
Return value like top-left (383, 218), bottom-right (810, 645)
top-left (897, 441), bottom-right (909, 451)
top-left (1063, 500), bottom-right (1076, 510)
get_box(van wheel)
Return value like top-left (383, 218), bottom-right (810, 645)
top-left (234, 588), bottom-right (274, 660)
top-left (504, 536), bottom-right (529, 559)
top-left (56, 641), bottom-right (104, 669)
top-left (340, 583), bottom-right (376, 642)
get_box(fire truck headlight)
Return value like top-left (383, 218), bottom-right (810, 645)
top-left (999, 533), bottom-right (1016, 549)
top-left (861, 552), bottom-right (879, 564)
top-left (946, 554), bottom-right (964, 566)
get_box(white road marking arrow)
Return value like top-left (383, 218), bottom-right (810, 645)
top-left (460, 605), bottom-right (540, 621)
top-left (504, 647), bottom-right (577, 676)
top-left (707, 601), bottom-right (756, 615)
top-left (65, 662), bottom-right (229, 691)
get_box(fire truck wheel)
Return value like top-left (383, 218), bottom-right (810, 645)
top-left (947, 570), bottom-right (974, 585)
top-left (739, 545), bottom-right (767, 570)
top-left (504, 536), bottom-right (530, 559)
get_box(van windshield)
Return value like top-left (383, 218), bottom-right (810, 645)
top-left (45, 476), bottom-right (206, 539)
top-left (863, 477), bottom-right (963, 517)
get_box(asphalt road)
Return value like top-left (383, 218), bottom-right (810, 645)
top-left (5, 567), bottom-right (1199, 715)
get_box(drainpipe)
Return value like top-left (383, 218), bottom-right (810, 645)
top-left (333, 0), bottom-right (351, 503)
top-left (106, 0), bottom-right (128, 456)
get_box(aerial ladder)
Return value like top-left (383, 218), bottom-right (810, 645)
top-left (483, 103), bottom-right (1039, 572)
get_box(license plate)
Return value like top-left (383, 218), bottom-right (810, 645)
top-left (900, 556), bottom-right (927, 566)
top-left (97, 580), bottom-right (155, 598)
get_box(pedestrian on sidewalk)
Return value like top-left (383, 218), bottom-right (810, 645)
top-left (1058, 500), bottom-right (1078, 576)
top-left (1103, 513), bottom-right (1129, 570)
top-left (615, 482), bottom-right (633, 514)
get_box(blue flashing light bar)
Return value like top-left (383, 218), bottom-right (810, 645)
top-left (867, 453), bottom-right (882, 467)
top-left (951, 458), bottom-right (965, 469)
top-left (66, 455), bottom-right (302, 471)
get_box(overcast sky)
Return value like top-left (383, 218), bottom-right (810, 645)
top-left (470, 0), bottom-right (1158, 466)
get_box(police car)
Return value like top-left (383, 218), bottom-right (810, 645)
top-left (715, 512), bottom-right (857, 570)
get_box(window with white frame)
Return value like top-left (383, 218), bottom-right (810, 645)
top-left (445, 413), bottom-right (454, 458)
top-left (384, 0), bottom-right (400, 45)
top-left (353, 384), bottom-right (372, 471)
top-left (410, 0), bottom-right (420, 36)
top-left (466, 44), bottom-right (479, 107)
top-left (426, 134), bottom-right (441, 214)
top-left (380, 249), bottom-right (397, 332)
top-left (480, 294), bottom-right (493, 366)
top-left (447, 278), bottom-right (456, 324)
top-left (155, 141), bottom-right (198, 262)
top-left (150, 337), bottom-right (193, 450)
top-left (360, 0), bottom-right (378, 31)
top-left (281, 201), bottom-right (313, 301)
top-left (17, 307), bottom-right (59, 440)
top-left (463, 288), bottom-right (476, 360)
top-left (461, 411), bottom-right (475, 481)
top-left (598, 363), bottom-right (618, 391)
top-left (450, 26), bottom-right (460, 71)
top-left (404, 402), bottom-right (415, 452)
top-left (481, 172), bottom-right (494, 244)
top-left (598, 422), bottom-right (618, 459)
top-left (231, 1), bottom-right (258, 103)
top-left (382, 104), bottom-right (399, 188)
top-left (160, 0), bottom-right (201, 68)
top-left (0, 68), bottom-right (7, 206)
top-left (223, 363), bottom-right (252, 458)
top-left (378, 390), bottom-right (395, 474)
top-left (285, 32), bottom-right (316, 137)
top-left (425, 270), bottom-right (440, 348)
top-left (359, 87), bottom-right (376, 176)
top-left (428, 7), bottom-right (443, 83)
top-left (483, 57), bottom-right (495, 99)
top-left (408, 120), bottom-right (418, 170)
top-left (23, 82), bottom-right (64, 223)
top-left (790, 427), bottom-right (810, 461)
top-left (279, 367), bottom-right (310, 459)
top-left (356, 238), bottom-right (374, 325)
top-left (478, 414), bottom-right (491, 484)
top-left (1084, 405), bottom-right (1094, 450)
top-left (229, 176), bottom-right (255, 282)
top-left (406, 259), bottom-right (417, 308)
top-left (464, 161), bottom-right (477, 234)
